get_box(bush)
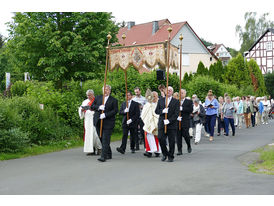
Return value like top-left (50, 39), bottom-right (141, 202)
top-left (185, 76), bottom-right (224, 102)
top-left (0, 128), bottom-right (30, 153)
top-left (10, 80), bottom-right (31, 96)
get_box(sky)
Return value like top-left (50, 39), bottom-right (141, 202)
top-left (0, 0), bottom-right (274, 51)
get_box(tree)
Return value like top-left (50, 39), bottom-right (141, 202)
top-left (196, 61), bottom-right (208, 76)
top-left (226, 47), bottom-right (238, 58)
top-left (246, 59), bottom-right (267, 96)
top-left (223, 53), bottom-right (251, 88)
top-left (6, 12), bottom-right (119, 88)
top-left (200, 38), bottom-right (213, 47)
top-left (209, 60), bottom-right (224, 82)
top-left (236, 12), bottom-right (274, 54)
top-left (264, 72), bottom-right (274, 98)
top-left (182, 72), bottom-right (189, 84)
top-left (0, 34), bottom-right (4, 49)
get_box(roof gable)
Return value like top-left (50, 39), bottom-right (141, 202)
top-left (248, 28), bottom-right (274, 52)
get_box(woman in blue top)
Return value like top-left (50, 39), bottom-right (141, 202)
top-left (204, 90), bottom-right (219, 141)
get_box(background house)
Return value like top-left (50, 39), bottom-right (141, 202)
top-left (208, 44), bottom-right (232, 65)
top-left (116, 19), bottom-right (218, 75)
top-left (244, 28), bottom-right (274, 74)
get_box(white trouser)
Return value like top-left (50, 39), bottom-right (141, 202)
top-left (194, 123), bottom-right (203, 143)
top-left (237, 114), bottom-right (242, 128)
top-left (234, 113), bottom-right (238, 126)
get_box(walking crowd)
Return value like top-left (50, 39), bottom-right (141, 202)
top-left (79, 84), bottom-right (274, 163)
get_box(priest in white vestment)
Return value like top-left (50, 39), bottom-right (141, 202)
top-left (79, 89), bottom-right (102, 155)
top-left (141, 90), bottom-right (161, 158)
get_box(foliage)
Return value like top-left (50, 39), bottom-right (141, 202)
top-left (6, 12), bottom-right (119, 88)
top-left (0, 128), bottom-right (30, 153)
top-left (196, 61), bottom-right (209, 76)
top-left (246, 59), bottom-right (267, 96)
top-left (264, 72), bottom-right (274, 98)
top-left (226, 47), bottom-right (238, 58)
top-left (10, 80), bottom-right (31, 96)
top-left (0, 96), bottom-right (75, 150)
top-left (236, 12), bottom-right (274, 54)
top-left (0, 33), bottom-right (4, 49)
top-left (200, 38), bottom-right (213, 47)
top-left (185, 76), bottom-right (224, 102)
top-left (209, 60), bottom-right (224, 82)
top-left (182, 72), bottom-right (189, 85)
top-left (222, 54), bottom-right (251, 88)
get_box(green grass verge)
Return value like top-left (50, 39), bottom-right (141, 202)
top-left (248, 145), bottom-right (274, 175)
top-left (0, 132), bottom-right (123, 161)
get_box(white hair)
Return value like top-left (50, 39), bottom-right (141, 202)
top-left (86, 89), bottom-right (94, 95)
top-left (102, 85), bottom-right (111, 92)
top-left (181, 88), bottom-right (187, 94)
top-left (168, 86), bottom-right (174, 93)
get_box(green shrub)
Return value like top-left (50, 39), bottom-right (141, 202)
top-left (185, 76), bottom-right (224, 102)
top-left (0, 128), bottom-right (30, 153)
top-left (10, 80), bottom-right (31, 96)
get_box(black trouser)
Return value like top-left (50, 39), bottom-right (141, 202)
top-left (251, 112), bottom-right (256, 127)
top-left (96, 127), bottom-right (113, 159)
top-left (158, 128), bottom-right (176, 159)
top-left (217, 116), bottom-right (225, 133)
top-left (120, 126), bottom-right (138, 151)
top-left (177, 127), bottom-right (191, 152)
top-left (137, 118), bottom-right (145, 148)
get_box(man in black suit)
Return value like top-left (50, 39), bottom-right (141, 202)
top-left (177, 89), bottom-right (193, 155)
top-left (92, 85), bottom-right (118, 162)
top-left (155, 86), bottom-right (179, 162)
top-left (116, 91), bottom-right (140, 154)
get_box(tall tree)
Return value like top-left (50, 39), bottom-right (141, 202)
top-left (264, 72), bottom-right (274, 98)
top-left (246, 59), bottom-right (267, 96)
top-left (196, 61), bottom-right (208, 76)
top-left (236, 12), bottom-right (274, 54)
top-left (223, 53), bottom-right (251, 88)
top-left (0, 34), bottom-right (4, 49)
top-left (6, 12), bottom-right (119, 88)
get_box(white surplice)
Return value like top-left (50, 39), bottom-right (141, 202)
top-left (79, 99), bottom-right (102, 153)
top-left (141, 102), bottom-right (161, 153)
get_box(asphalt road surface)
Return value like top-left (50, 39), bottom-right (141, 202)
top-left (0, 120), bottom-right (273, 195)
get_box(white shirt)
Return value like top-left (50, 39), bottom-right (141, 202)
top-left (103, 95), bottom-right (109, 105)
top-left (167, 96), bottom-right (172, 105)
top-left (127, 100), bottom-right (132, 109)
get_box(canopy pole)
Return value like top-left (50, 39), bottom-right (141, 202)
top-left (178, 34), bottom-right (183, 130)
top-left (164, 26), bottom-right (172, 134)
top-left (100, 32), bottom-right (112, 138)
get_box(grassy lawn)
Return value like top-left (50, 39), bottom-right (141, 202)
top-left (0, 132), bottom-right (122, 161)
top-left (248, 145), bottom-right (274, 175)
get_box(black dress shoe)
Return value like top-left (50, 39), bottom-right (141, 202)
top-left (155, 153), bottom-right (160, 157)
top-left (144, 152), bottom-right (152, 157)
top-left (188, 147), bottom-right (192, 153)
top-left (167, 158), bottom-right (174, 162)
top-left (97, 157), bottom-right (106, 162)
top-left (232, 132), bottom-right (235, 136)
top-left (135, 146), bottom-right (140, 151)
top-left (131, 150), bottom-right (135, 153)
top-left (161, 156), bottom-right (167, 161)
top-left (86, 152), bottom-right (95, 156)
top-left (106, 155), bottom-right (112, 160)
top-left (177, 151), bottom-right (183, 155)
top-left (116, 147), bottom-right (125, 154)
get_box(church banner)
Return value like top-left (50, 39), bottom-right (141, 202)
top-left (109, 42), bottom-right (179, 72)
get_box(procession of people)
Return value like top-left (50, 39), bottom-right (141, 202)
top-left (79, 85), bottom-right (274, 163)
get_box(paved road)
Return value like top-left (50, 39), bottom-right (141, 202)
top-left (0, 120), bottom-right (274, 195)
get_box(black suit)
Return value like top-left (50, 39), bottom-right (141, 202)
top-left (119, 100), bottom-right (140, 151)
top-left (177, 98), bottom-right (193, 153)
top-left (155, 97), bottom-right (179, 160)
top-left (92, 95), bottom-right (118, 159)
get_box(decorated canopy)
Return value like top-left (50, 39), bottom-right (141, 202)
top-left (109, 42), bottom-right (179, 72)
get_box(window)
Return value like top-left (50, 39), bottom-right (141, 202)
top-left (182, 54), bottom-right (190, 66)
top-left (266, 42), bottom-right (272, 51)
top-left (210, 57), bottom-right (213, 61)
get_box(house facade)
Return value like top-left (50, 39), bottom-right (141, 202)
top-left (116, 19), bottom-right (218, 75)
top-left (208, 44), bottom-right (232, 65)
top-left (244, 28), bottom-right (274, 74)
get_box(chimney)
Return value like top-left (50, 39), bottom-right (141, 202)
top-left (152, 21), bottom-right (159, 34)
top-left (127, 21), bottom-right (135, 30)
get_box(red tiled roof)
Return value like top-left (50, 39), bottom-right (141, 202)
top-left (211, 44), bottom-right (223, 54)
top-left (117, 19), bottom-right (186, 46)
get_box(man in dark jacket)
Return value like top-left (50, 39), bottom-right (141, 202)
top-left (117, 91), bottom-right (140, 154)
top-left (155, 86), bottom-right (179, 162)
top-left (92, 85), bottom-right (118, 162)
top-left (177, 89), bottom-right (193, 155)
